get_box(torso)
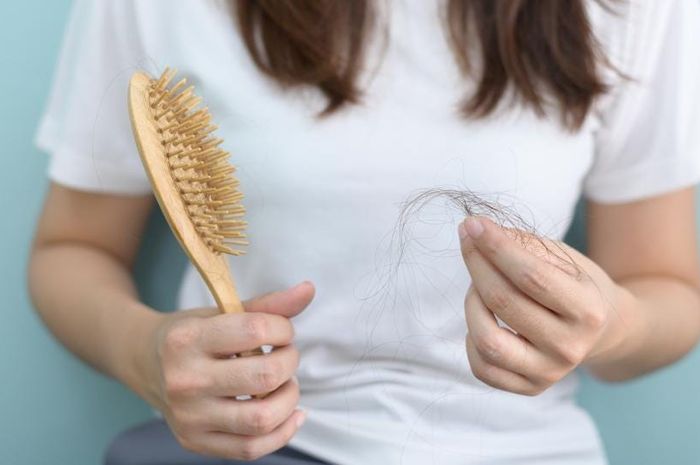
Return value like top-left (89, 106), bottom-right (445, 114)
top-left (139, 1), bottom-right (622, 462)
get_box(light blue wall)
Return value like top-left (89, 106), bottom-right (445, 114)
top-left (1, 2), bottom-right (153, 465)
top-left (567, 205), bottom-right (700, 463)
top-left (2, 2), bottom-right (699, 464)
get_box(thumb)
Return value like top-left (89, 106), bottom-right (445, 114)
top-left (242, 281), bottom-right (316, 318)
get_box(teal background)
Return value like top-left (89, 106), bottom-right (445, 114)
top-left (2, 2), bottom-right (699, 464)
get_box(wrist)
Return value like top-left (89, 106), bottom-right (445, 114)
top-left (584, 283), bottom-right (643, 376)
top-left (114, 301), bottom-right (166, 410)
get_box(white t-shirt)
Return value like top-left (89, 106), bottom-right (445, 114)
top-left (36, 1), bottom-right (700, 464)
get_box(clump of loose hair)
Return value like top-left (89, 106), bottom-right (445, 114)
top-left (394, 187), bottom-right (584, 279)
top-left (350, 187), bottom-right (587, 358)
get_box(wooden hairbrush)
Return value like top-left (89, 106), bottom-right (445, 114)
top-left (128, 68), bottom-right (263, 361)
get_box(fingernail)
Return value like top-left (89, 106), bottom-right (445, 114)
top-left (295, 409), bottom-right (306, 428)
top-left (464, 217), bottom-right (484, 238)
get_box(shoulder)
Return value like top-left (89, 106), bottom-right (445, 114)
top-left (589, 0), bottom-right (697, 81)
top-left (70, 0), bottom-right (235, 52)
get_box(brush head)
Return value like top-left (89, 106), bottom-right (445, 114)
top-left (130, 68), bottom-right (247, 256)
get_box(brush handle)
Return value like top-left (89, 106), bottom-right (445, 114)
top-left (206, 257), bottom-right (246, 314)
top-left (207, 259), bottom-right (265, 358)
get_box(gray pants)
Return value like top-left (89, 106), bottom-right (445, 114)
top-left (105, 419), bottom-right (330, 465)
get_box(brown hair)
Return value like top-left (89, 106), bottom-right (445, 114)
top-left (234, 0), bottom-right (608, 130)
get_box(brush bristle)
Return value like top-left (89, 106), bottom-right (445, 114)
top-left (147, 68), bottom-right (247, 256)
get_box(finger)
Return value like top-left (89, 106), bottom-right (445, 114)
top-left (460, 240), bottom-right (569, 355)
top-left (192, 409), bottom-right (305, 461)
top-left (209, 344), bottom-right (299, 396)
top-left (199, 312), bottom-right (295, 355)
top-left (465, 289), bottom-right (561, 385)
top-left (243, 281), bottom-right (316, 318)
top-left (207, 378), bottom-right (300, 435)
top-left (466, 336), bottom-right (542, 396)
top-left (459, 217), bottom-right (583, 318)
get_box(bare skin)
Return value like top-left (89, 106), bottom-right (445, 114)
top-left (28, 183), bottom-right (312, 460)
top-left (459, 187), bottom-right (700, 394)
top-left (28, 183), bottom-right (700, 458)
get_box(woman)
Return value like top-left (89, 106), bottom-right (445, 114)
top-left (29, 0), bottom-right (700, 464)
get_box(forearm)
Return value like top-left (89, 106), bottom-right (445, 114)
top-left (586, 275), bottom-right (700, 381)
top-left (28, 242), bottom-right (162, 402)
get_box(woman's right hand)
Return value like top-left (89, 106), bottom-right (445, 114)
top-left (136, 281), bottom-right (315, 460)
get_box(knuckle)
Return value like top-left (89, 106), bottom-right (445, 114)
top-left (469, 356), bottom-right (495, 384)
top-left (165, 321), bottom-right (201, 352)
top-left (558, 341), bottom-right (586, 365)
top-left (483, 287), bottom-right (514, 313)
top-left (237, 441), bottom-right (263, 461)
top-left (250, 355), bottom-right (282, 393)
top-left (249, 404), bottom-right (276, 434)
top-left (256, 359), bottom-right (283, 391)
top-left (519, 266), bottom-right (550, 295)
top-left (580, 307), bottom-right (606, 329)
top-left (471, 363), bottom-right (488, 383)
top-left (243, 314), bottom-right (270, 345)
top-left (467, 344), bottom-right (494, 386)
top-left (534, 369), bottom-right (561, 387)
top-left (473, 332), bottom-right (505, 364)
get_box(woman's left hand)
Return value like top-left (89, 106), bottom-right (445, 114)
top-left (459, 216), bottom-right (634, 396)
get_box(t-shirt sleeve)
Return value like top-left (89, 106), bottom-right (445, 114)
top-left (583, 0), bottom-right (700, 204)
top-left (35, 0), bottom-right (153, 195)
